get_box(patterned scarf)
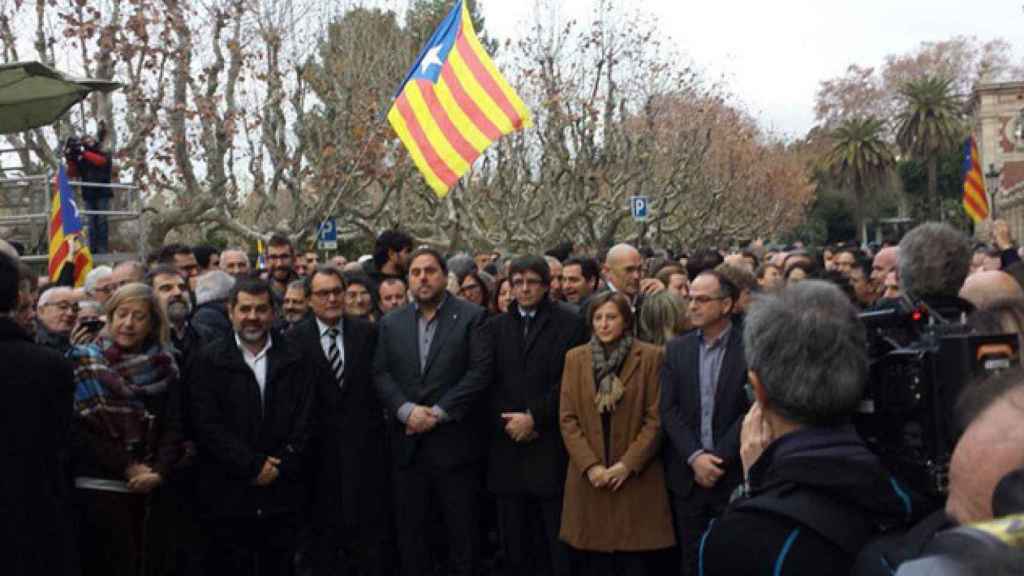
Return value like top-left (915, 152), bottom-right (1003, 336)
top-left (590, 334), bottom-right (633, 414)
top-left (70, 337), bottom-right (179, 462)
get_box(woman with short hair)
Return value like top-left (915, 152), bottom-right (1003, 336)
top-left (559, 291), bottom-right (674, 575)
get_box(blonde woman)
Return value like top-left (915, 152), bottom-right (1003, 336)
top-left (68, 283), bottom-right (183, 576)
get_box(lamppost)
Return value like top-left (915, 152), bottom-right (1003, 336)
top-left (985, 163), bottom-right (1001, 220)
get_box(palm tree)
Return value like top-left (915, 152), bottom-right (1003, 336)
top-left (824, 116), bottom-right (895, 244)
top-left (895, 76), bottom-right (963, 221)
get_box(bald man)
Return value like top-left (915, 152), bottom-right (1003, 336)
top-left (960, 271), bottom-right (1024, 310)
top-left (871, 247), bottom-right (899, 301)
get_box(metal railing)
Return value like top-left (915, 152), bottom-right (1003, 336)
top-left (0, 167), bottom-right (146, 265)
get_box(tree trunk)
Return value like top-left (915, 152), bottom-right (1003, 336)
top-left (928, 156), bottom-right (939, 222)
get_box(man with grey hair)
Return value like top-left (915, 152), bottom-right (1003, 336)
top-left (898, 222), bottom-right (974, 316)
top-left (83, 265), bottom-right (115, 305)
top-left (110, 260), bottom-right (146, 290)
top-left (220, 247), bottom-right (251, 279)
top-left (700, 281), bottom-right (913, 575)
top-left (35, 286), bottom-right (79, 353)
top-left (191, 270), bottom-right (236, 344)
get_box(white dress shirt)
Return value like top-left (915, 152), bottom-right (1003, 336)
top-left (236, 333), bottom-right (273, 400)
top-left (316, 317), bottom-right (345, 366)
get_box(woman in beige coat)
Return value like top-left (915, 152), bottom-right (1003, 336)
top-left (559, 291), bottom-right (675, 575)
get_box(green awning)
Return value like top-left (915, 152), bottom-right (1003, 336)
top-left (0, 61), bottom-right (121, 134)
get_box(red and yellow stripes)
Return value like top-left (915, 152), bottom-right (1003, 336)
top-left (388, 2), bottom-right (532, 198)
top-left (48, 175), bottom-right (93, 287)
top-left (963, 136), bottom-right (989, 223)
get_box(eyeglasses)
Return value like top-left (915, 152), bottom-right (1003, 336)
top-left (690, 295), bottom-right (725, 305)
top-left (459, 284), bottom-right (482, 294)
top-left (312, 288), bottom-right (344, 299)
top-left (93, 285), bottom-right (115, 295)
top-left (43, 301), bottom-right (79, 313)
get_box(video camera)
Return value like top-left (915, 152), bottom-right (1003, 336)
top-left (64, 135), bottom-right (83, 160)
top-left (855, 297), bottom-right (1019, 502)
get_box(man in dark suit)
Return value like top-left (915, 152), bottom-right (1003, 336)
top-left (374, 248), bottom-right (493, 576)
top-left (1, 252), bottom-right (79, 576)
top-left (487, 255), bottom-right (586, 576)
top-left (189, 278), bottom-right (315, 576)
top-left (289, 265), bottom-right (391, 576)
top-left (660, 269), bottom-right (750, 576)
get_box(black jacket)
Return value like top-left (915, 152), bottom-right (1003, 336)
top-left (659, 326), bottom-right (749, 498)
top-left (701, 426), bottom-right (915, 576)
top-left (287, 315), bottom-right (390, 535)
top-left (486, 299), bottom-right (586, 497)
top-left (190, 301), bottom-right (233, 345)
top-left (373, 295), bottom-right (493, 470)
top-left (188, 331), bottom-right (315, 519)
top-left (0, 318), bottom-right (79, 576)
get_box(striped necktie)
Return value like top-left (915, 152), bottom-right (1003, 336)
top-left (326, 327), bottom-right (344, 388)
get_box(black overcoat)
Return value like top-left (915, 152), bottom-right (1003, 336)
top-left (485, 299), bottom-right (586, 496)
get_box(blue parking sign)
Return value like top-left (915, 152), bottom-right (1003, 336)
top-left (318, 218), bottom-right (338, 250)
top-left (631, 196), bottom-right (649, 221)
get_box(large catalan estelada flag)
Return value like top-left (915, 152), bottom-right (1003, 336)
top-left (387, 0), bottom-right (532, 198)
top-left (48, 165), bottom-right (93, 286)
top-left (962, 135), bottom-right (990, 223)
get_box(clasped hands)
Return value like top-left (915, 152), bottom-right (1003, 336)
top-left (586, 462), bottom-right (631, 491)
top-left (405, 405), bottom-right (440, 435)
top-left (501, 411), bottom-right (538, 442)
top-left (125, 463), bottom-right (162, 494)
top-left (252, 456), bottom-right (282, 487)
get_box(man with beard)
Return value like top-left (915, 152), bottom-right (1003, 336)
top-left (374, 248), bottom-right (492, 576)
top-left (158, 244), bottom-right (202, 291)
top-left (362, 229), bottom-right (414, 294)
top-left (190, 278), bottom-right (315, 576)
top-left (147, 264), bottom-right (199, 364)
top-left (281, 279), bottom-right (311, 330)
top-left (266, 234), bottom-right (297, 304)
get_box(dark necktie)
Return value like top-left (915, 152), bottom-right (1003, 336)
top-left (326, 328), bottom-right (344, 388)
top-left (523, 314), bottom-right (532, 340)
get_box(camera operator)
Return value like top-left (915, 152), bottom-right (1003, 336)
top-left (853, 369), bottom-right (1024, 575)
top-left (895, 222), bottom-right (974, 318)
top-left (700, 281), bottom-right (915, 575)
top-left (64, 124), bottom-right (113, 254)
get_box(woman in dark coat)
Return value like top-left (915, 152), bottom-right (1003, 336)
top-left (68, 283), bottom-right (183, 576)
top-left (559, 291), bottom-right (674, 575)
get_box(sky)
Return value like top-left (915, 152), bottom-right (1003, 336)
top-left (480, 0), bottom-right (1024, 139)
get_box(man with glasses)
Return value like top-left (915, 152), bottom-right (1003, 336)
top-left (83, 265), bottom-right (116, 305)
top-left (289, 266), bottom-right (390, 576)
top-left (660, 269), bottom-right (750, 576)
top-left (487, 255), bottom-right (585, 576)
top-left (35, 286), bottom-right (80, 353)
top-left (267, 234), bottom-right (297, 305)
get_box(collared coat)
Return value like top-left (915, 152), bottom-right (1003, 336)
top-left (188, 331), bottom-right (315, 520)
top-left (558, 339), bottom-right (675, 552)
top-left (1, 318), bottom-right (79, 576)
top-left (287, 315), bottom-right (389, 537)
top-left (486, 298), bottom-right (586, 497)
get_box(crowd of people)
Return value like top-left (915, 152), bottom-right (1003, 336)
top-left (4, 221), bottom-right (1024, 576)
